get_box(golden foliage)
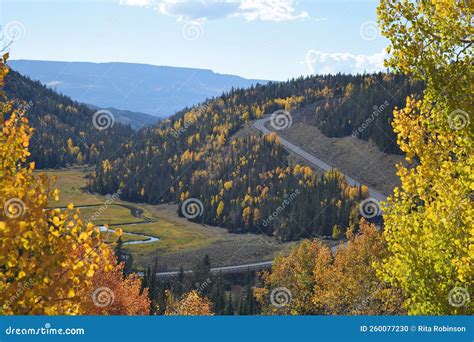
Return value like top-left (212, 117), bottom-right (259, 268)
top-left (0, 55), bottom-right (113, 315)
top-left (377, 0), bottom-right (473, 314)
top-left (256, 220), bottom-right (403, 315)
top-left (165, 290), bottom-right (214, 316)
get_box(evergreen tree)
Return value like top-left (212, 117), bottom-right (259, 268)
top-left (224, 293), bottom-right (235, 315)
top-left (209, 273), bottom-right (226, 314)
top-left (114, 236), bottom-right (133, 276)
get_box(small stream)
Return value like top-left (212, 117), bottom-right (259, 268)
top-left (99, 226), bottom-right (160, 245)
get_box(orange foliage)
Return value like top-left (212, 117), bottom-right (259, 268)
top-left (84, 253), bottom-right (150, 315)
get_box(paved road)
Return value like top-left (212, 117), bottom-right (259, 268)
top-left (151, 261), bottom-right (274, 278)
top-left (253, 116), bottom-right (387, 202)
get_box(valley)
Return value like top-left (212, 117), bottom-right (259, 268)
top-left (16, 66), bottom-right (414, 279)
top-left (42, 168), bottom-right (298, 271)
top-left (42, 99), bottom-right (403, 274)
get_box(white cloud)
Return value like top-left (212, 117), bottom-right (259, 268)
top-left (120, 0), bottom-right (308, 22)
top-left (303, 49), bottom-right (388, 75)
top-left (237, 0), bottom-right (308, 22)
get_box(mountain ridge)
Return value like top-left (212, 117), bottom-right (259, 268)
top-left (8, 59), bottom-right (268, 118)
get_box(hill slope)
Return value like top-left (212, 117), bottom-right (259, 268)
top-left (8, 60), bottom-right (268, 117)
top-left (4, 69), bottom-right (133, 168)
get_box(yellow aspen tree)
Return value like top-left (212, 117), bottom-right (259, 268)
top-left (223, 180), bottom-right (233, 190)
top-left (376, 0), bottom-right (473, 314)
top-left (253, 208), bottom-right (261, 225)
top-left (0, 55), bottom-right (114, 315)
top-left (242, 207), bottom-right (252, 226)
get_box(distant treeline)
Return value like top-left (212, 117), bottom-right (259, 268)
top-left (142, 255), bottom-right (260, 315)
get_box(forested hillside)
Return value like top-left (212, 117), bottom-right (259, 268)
top-left (3, 70), bottom-right (133, 168)
top-left (312, 73), bottom-right (423, 153)
top-left (89, 77), bottom-right (380, 241)
top-left (89, 71), bottom-right (422, 241)
top-left (7, 68), bottom-right (421, 170)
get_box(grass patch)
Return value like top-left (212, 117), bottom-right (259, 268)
top-left (39, 168), bottom-right (104, 207)
top-left (121, 219), bottom-right (217, 258)
top-left (77, 205), bottom-right (143, 226)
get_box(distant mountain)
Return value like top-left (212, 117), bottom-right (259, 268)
top-left (8, 60), bottom-right (268, 117)
top-left (86, 104), bottom-right (160, 130)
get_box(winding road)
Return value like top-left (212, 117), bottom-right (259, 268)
top-left (253, 116), bottom-right (387, 202)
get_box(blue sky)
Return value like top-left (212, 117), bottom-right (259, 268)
top-left (0, 0), bottom-right (389, 81)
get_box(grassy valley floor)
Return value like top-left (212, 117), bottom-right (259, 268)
top-left (39, 168), bottom-right (299, 271)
